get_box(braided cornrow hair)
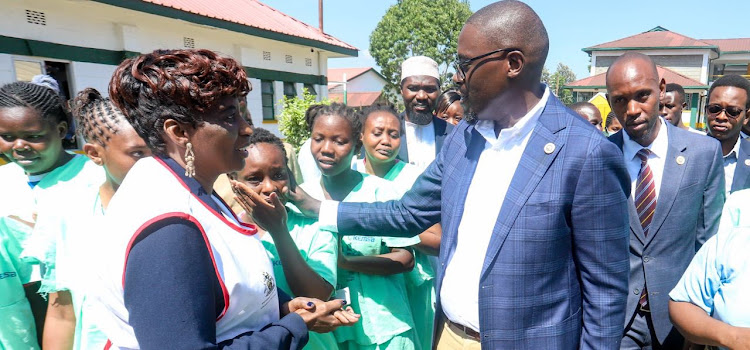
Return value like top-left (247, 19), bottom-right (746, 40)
top-left (71, 88), bottom-right (125, 147)
top-left (0, 81), bottom-right (68, 124)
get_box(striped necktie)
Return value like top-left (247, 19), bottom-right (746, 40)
top-left (635, 149), bottom-right (656, 236)
top-left (635, 148), bottom-right (656, 311)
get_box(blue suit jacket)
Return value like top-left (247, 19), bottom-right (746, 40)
top-left (609, 125), bottom-right (725, 343)
top-left (336, 95), bottom-right (631, 349)
top-left (730, 138), bottom-right (750, 193)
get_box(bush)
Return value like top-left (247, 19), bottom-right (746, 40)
top-left (278, 88), bottom-right (331, 152)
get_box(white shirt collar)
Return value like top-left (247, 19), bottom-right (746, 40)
top-left (622, 117), bottom-right (669, 162)
top-left (405, 119), bottom-right (433, 129)
top-left (475, 84), bottom-right (550, 147)
top-left (724, 136), bottom-right (742, 159)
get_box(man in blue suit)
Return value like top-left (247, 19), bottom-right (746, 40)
top-left (605, 53), bottom-right (725, 349)
top-left (704, 74), bottom-right (750, 194)
top-left (245, 1), bottom-right (631, 348)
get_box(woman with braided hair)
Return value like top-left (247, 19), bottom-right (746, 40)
top-left (25, 88), bottom-right (151, 350)
top-left (0, 82), bottom-right (103, 349)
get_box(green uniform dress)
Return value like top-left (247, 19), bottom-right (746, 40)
top-left (258, 206), bottom-right (339, 350)
top-left (0, 155), bottom-right (102, 350)
top-left (24, 181), bottom-right (108, 349)
top-left (302, 174), bottom-right (420, 350)
top-left (353, 159), bottom-right (436, 350)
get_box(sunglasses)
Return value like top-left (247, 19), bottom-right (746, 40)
top-left (454, 48), bottom-right (522, 81)
top-left (706, 104), bottom-right (745, 119)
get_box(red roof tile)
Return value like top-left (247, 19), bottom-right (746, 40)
top-left (328, 92), bottom-right (383, 107)
top-left (701, 38), bottom-right (750, 52)
top-left (565, 66), bottom-right (707, 88)
top-left (327, 68), bottom-right (373, 83)
top-left (585, 28), bottom-right (715, 51)
top-left (138, 0), bottom-right (356, 51)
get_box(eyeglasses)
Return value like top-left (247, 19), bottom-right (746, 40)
top-left (706, 104), bottom-right (745, 119)
top-left (454, 48), bottom-right (521, 81)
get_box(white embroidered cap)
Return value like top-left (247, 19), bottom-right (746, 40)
top-left (400, 56), bottom-right (439, 82)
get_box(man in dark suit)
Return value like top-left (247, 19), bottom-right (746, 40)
top-left (605, 53), bottom-right (725, 349)
top-left (253, 1), bottom-right (631, 348)
top-left (397, 56), bottom-right (453, 170)
top-left (705, 74), bottom-right (750, 194)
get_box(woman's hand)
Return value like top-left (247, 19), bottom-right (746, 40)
top-left (231, 180), bottom-right (287, 235)
top-left (283, 184), bottom-right (322, 218)
top-left (285, 297), bottom-right (360, 333)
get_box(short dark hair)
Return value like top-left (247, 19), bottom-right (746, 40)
top-left (311, 103), bottom-right (363, 154)
top-left (665, 83), bottom-right (685, 103)
top-left (304, 104), bottom-right (326, 132)
top-left (708, 75), bottom-right (750, 109)
top-left (362, 102), bottom-right (401, 132)
top-left (0, 81), bottom-right (68, 124)
top-left (605, 111), bottom-right (618, 129)
top-left (246, 127), bottom-right (288, 166)
top-left (569, 101), bottom-right (597, 113)
top-left (435, 89), bottom-right (461, 117)
top-left (109, 49), bottom-right (250, 156)
top-left (71, 88), bottom-right (128, 147)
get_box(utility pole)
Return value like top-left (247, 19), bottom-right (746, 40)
top-left (318, 0), bottom-right (323, 32)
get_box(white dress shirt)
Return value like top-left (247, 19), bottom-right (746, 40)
top-left (722, 136), bottom-right (741, 193)
top-left (404, 120), bottom-right (436, 171)
top-left (621, 118), bottom-right (669, 201)
top-left (438, 86), bottom-right (550, 332)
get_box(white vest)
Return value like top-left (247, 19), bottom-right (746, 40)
top-left (89, 157), bottom-right (279, 349)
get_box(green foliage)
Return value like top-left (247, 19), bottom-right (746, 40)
top-left (278, 88), bottom-right (330, 152)
top-left (370, 0), bottom-right (472, 92)
top-left (543, 63), bottom-right (577, 105)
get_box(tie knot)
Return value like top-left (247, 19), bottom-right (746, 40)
top-left (636, 149), bottom-right (650, 164)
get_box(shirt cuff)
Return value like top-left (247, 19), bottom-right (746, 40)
top-left (318, 200), bottom-right (340, 233)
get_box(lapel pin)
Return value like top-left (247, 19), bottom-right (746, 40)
top-left (676, 155), bottom-right (686, 165)
top-left (544, 143), bottom-right (555, 154)
top-left (745, 159), bottom-right (750, 166)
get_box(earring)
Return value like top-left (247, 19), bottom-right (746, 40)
top-left (184, 142), bottom-right (196, 178)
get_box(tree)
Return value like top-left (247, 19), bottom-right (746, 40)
top-left (278, 88), bottom-right (331, 152)
top-left (370, 0), bottom-right (472, 100)
top-left (542, 63), bottom-right (576, 105)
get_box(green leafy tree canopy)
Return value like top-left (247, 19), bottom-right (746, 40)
top-left (542, 63), bottom-right (577, 105)
top-left (278, 88), bottom-right (331, 152)
top-left (370, 0), bottom-right (472, 98)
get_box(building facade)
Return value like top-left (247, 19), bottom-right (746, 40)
top-left (566, 26), bottom-right (750, 129)
top-left (0, 0), bottom-right (357, 136)
top-left (327, 67), bottom-right (388, 107)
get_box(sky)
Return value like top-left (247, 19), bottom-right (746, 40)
top-left (262, 0), bottom-right (750, 82)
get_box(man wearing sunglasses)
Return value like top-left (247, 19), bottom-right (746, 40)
top-left (606, 53), bottom-right (725, 349)
top-left (706, 74), bottom-right (750, 194)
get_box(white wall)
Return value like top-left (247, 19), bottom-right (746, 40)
top-left (344, 71), bottom-right (386, 92)
top-left (0, 54), bottom-right (15, 86)
top-left (68, 62), bottom-right (117, 97)
top-left (0, 0), bottom-right (354, 138)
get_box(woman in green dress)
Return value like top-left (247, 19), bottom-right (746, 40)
top-left (231, 127), bottom-right (359, 350)
top-left (352, 103), bottom-right (440, 349)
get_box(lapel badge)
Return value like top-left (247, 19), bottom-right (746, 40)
top-left (745, 159), bottom-right (750, 166)
top-left (544, 143), bottom-right (555, 154)
top-left (676, 155), bottom-right (686, 165)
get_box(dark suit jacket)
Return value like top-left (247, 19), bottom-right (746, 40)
top-left (397, 114), bottom-right (453, 164)
top-left (336, 95), bottom-right (631, 349)
top-left (730, 138), bottom-right (750, 193)
top-left (609, 124), bottom-right (725, 343)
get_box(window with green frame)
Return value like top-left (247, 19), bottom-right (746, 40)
top-left (303, 83), bottom-right (317, 96)
top-left (261, 80), bottom-right (275, 121)
top-left (283, 82), bottom-right (297, 99)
